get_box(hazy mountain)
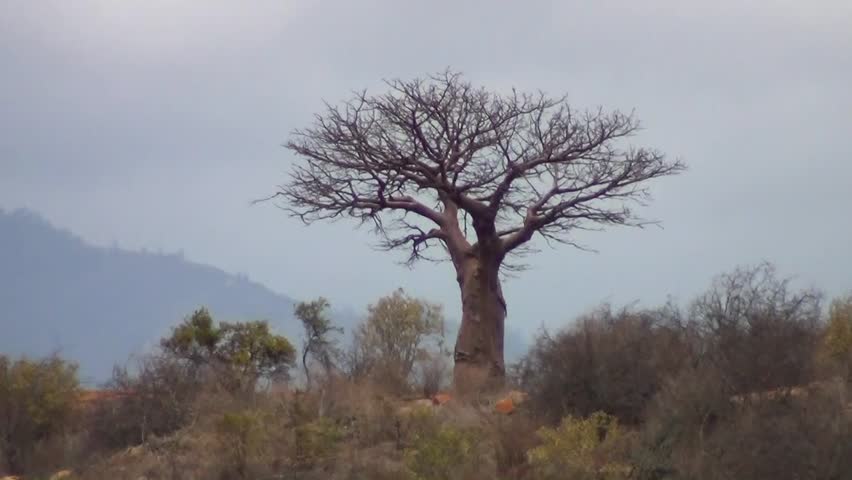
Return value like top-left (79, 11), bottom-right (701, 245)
top-left (0, 208), bottom-right (527, 384)
top-left (0, 208), bottom-right (315, 384)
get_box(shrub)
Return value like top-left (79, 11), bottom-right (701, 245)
top-left (528, 412), bottom-right (629, 480)
top-left (404, 424), bottom-right (486, 480)
top-left (487, 413), bottom-right (539, 477)
top-left (518, 304), bottom-right (688, 424)
top-left (0, 354), bottom-right (80, 475)
top-left (293, 417), bottom-right (345, 469)
top-left (87, 354), bottom-right (199, 450)
top-left (821, 294), bottom-right (852, 379)
top-left (689, 263), bottom-right (823, 394)
top-left (217, 410), bottom-right (267, 479)
top-left (634, 370), bottom-right (852, 480)
top-left (631, 365), bottom-right (735, 480)
top-left (415, 350), bottom-right (451, 398)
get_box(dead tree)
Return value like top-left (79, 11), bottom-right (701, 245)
top-left (266, 71), bottom-right (684, 392)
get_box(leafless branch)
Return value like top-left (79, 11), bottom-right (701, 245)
top-left (264, 70), bottom-right (684, 268)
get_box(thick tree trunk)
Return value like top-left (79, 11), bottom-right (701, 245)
top-left (452, 256), bottom-right (507, 394)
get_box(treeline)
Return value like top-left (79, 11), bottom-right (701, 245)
top-left (2, 263), bottom-right (852, 479)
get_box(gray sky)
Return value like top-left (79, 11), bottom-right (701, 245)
top-left (2, 0), bottom-right (851, 339)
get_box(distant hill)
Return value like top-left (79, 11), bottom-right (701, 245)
top-left (0, 208), bottom-right (527, 384)
top-left (0, 208), bottom-right (314, 384)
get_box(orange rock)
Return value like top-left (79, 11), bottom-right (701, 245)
top-left (431, 393), bottom-right (452, 405)
top-left (494, 397), bottom-right (515, 414)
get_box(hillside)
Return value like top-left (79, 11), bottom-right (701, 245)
top-left (0, 208), bottom-right (308, 383)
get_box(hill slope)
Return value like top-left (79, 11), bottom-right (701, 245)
top-left (0, 209), bottom-right (308, 383)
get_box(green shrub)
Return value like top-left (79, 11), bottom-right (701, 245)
top-left (293, 417), bottom-right (345, 469)
top-left (404, 424), bottom-right (484, 480)
top-left (528, 412), bottom-right (629, 480)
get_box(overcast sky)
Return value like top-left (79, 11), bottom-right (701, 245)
top-left (2, 0), bottom-right (851, 338)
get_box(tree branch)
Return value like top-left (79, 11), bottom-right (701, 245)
top-left (263, 69), bottom-right (684, 267)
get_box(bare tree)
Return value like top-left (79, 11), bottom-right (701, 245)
top-left (266, 70), bottom-right (684, 391)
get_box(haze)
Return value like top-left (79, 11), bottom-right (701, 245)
top-left (2, 0), bottom-right (851, 340)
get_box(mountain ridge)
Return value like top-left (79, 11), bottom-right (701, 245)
top-left (0, 208), bottom-right (309, 383)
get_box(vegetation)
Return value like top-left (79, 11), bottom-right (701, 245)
top-left (823, 294), bottom-right (852, 378)
top-left (0, 354), bottom-right (80, 475)
top-left (295, 297), bottom-right (343, 390)
top-left (88, 355), bottom-right (198, 449)
top-left (161, 308), bottom-right (297, 393)
top-left (2, 263), bottom-right (852, 479)
top-left (528, 412), bottom-right (627, 479)
top-left (404, 424), bottom-right (485, 480)
top-left (348, 289), bottom-right (447, 393)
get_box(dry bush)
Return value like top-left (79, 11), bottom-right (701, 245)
top-left (76, 424), bottom-right (216, 480)
top-left (518, 304), bottom-right (689, 424)
top-left (19, 432), bottom-right (89, 478)
top-left (87, 355), bottom-right (200, 451)
top-left (215, 410), bottom-right (269, 479)
top-left (484, 413), bottom-right (539, 478)
top-left (343, 444), bottom-right (410, 480)
top-left (631, 365), bottom-right (736, 479)
top-left (634, 369), bottom-right (852, 480)
top-left (415, 351), bottom-right (451, 398)
top-left (703, 390), bottom-right (852, 480)
top-left (690, 263), bottom-right (823, 395)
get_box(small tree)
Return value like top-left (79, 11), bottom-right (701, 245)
top-left (0, 354), bottom-right (80, 475)
top-left (350, 289), bottom-right (445, 392)
top-left (161, 308), bottom-right (296, 392)
top-left (294, 297), bottom-right (343, 390)
top-left (266, 70), bottom-right (684, 390)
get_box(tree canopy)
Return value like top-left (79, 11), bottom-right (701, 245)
top-left (162, 308), bottom-right (296, 391)
top-left (272, 70), bottom-right (684, 267)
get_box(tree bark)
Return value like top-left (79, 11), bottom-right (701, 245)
top-left (302, 348), bottom-right (311, 391)
top-left (452, 255), bottom-right (507, 394)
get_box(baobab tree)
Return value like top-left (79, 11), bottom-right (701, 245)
top-left (267, 71), bottom-right (684, 392)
